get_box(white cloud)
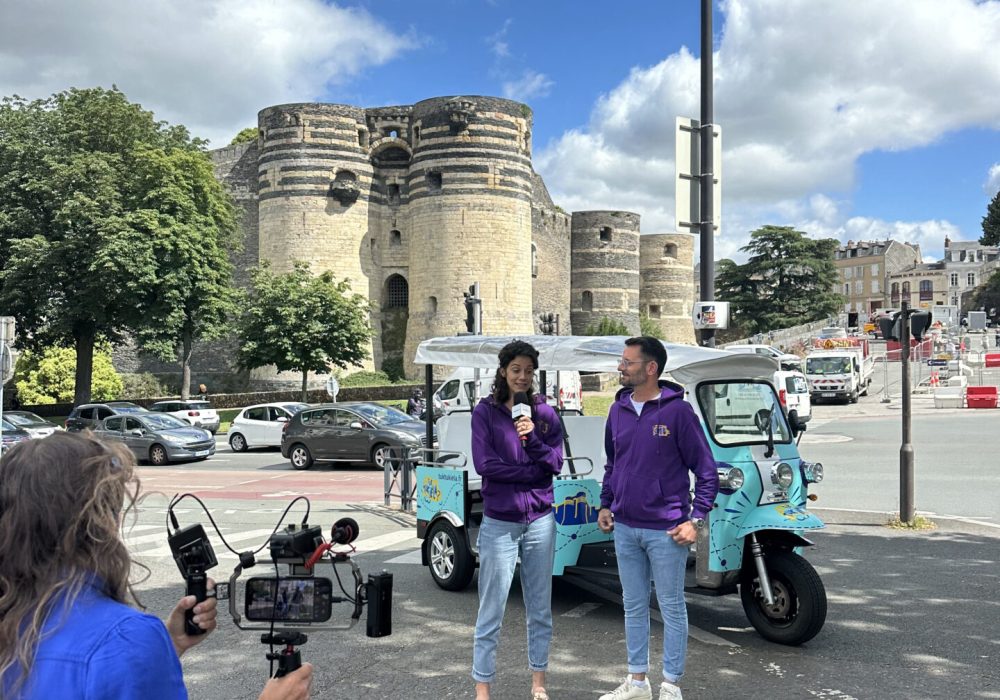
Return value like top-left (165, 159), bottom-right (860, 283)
top-left (487, 19), bottom-right (512, 58)
top-left (502, 69), bottom-right (554, 102)
top-left (0, 0), bottom-right (416, 146)
top-left (537, 0), bottom-right (1000, 262)
top-left (986, 163), bottom-right (1000, 198)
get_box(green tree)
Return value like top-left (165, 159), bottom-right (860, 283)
top-left (230, 127), bottom-right (258, 145)
top-left (131, 146), bottom-right (239, 398)
top-left (0, 87), bottom-right (226, 404)
top-left (715, 226), bottom-right (843, 336)
top-left (14, 345), bottom-right (122, 405)
top-left (971, 268), bottom-right (1000, 319)
top-left (981, 189), bottom-right (1000, 246)
top-left (639, 312), bottom-right (665, 339)
top-left (584, 317), bottom-right (630, 336)
top-left (236, 262), bottom-right (372, 401)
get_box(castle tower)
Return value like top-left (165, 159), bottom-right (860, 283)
top-left (639, 233), bottom-right (697, 344)
top-left (256, 103), bottom-right (376, 367)
top-left (403, 96), bottom-right (535, 372)
top-left (570, 211), bottom-right (641, 335)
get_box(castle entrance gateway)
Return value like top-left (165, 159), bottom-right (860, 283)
top-left (381, 274), bottom-right (409, 378)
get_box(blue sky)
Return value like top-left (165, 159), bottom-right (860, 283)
top-left (3, 0), bottom-right (1000, 262)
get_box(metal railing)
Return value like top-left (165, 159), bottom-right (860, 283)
top-left (383, 447), bottom-right (468, 513)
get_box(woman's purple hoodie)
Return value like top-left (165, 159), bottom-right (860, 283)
top-left (471, 395), bottom-right (564, 524)
top-left (600, 380), bottom-right (719, 530)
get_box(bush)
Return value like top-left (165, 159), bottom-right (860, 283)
top-left (119, 372), bottom-right (168, 400)
top-left (639, 313), bottom-right (665, 339)
top-left (585, 317), bottom-right (630, 336)
top-left (14, 346), bottom-right (123, 404)
top-left (381, 356), bottom-right (405, 382)
top-left (338, 370), bottom-right (393, 387)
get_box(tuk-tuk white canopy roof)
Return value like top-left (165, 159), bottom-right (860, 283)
top-left (413, 335), bottom-right (777, 384)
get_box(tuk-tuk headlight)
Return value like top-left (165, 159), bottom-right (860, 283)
top-left (771, 462), bottom-right (794, 489)
top-left (802, 461), bottom-right (824, 484)
top-left (717, 466), bottom-right (744, 490)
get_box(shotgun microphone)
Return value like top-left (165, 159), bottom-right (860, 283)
top-left (512, 392), bottom-right (532, 446)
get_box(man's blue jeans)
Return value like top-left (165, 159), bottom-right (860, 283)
top-left (472, 513), bottom-right (555, 683)
top-left (613, 521), bottom-right (690, 683)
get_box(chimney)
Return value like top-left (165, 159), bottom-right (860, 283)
top-left (944, 236), bottom-right (950, 248)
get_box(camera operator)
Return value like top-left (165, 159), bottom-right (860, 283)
top-left (0, 433), bottom-right (313, 699)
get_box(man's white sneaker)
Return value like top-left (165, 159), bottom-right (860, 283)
top-left (598, 676), bottom-right (652, 700)
top-left (658, 681), bottom-right (683, 700)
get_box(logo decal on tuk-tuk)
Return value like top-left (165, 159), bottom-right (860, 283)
top-left (554, 491), bottom-right (601, 526)
top-left (776, 503), bottom-right (810, 521)
top-left (652, 424), bottom-right (671, 438)
top-left (421, 477), bottom-right (442, 503)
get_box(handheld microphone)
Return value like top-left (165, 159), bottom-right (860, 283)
top-left (512, 392), bottom-right (532, 447)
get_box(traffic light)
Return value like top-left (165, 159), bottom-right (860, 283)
top-left (878, 312), bottom-right (901, 341)
top-left (910, 311), bottom-right (931, 341)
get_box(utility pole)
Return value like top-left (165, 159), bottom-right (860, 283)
top-left (699, 0), bottom-right (716, 347)
top-left (899, 301), bottom-right (914, 524)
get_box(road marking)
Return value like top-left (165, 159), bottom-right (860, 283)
top-left (351, 530), bottom-right (419, 554)
top-left (813, 507), bottom-right (1000, 529)
top-left (384, 548), bottom-right (423, 565)
top-left (562, 602), bottom-right (601, 618)
top-left (799, 434), bottom-right (853, 444)
top-left (562, 574), bottom-right (738, 647)
top-left (138, 528), bottom-right (278, 558)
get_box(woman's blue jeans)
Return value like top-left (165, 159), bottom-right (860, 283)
top-left (472, 513), bottom-right (556, 683)
top-left (613, 521), bottom-right (690, 683)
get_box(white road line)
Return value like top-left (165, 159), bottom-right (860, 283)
top-left (561, 602), bottom-right (601, 618)
top-left (562, 574), bottom-right (738, 648)
top-left (351, 530), bottom-right (419, 554)
top-left (138, 529), bottom-right (278, 558)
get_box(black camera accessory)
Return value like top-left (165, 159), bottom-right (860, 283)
top-left (331, 517), bottom-right (360, 545)
top-left (262, 631), bottom-right (307, 678)
top-left (365, 570), bottom-right (393, 638)
top-left (168, 523), bottom-right (218, 636)
top-left (269, 523), bottom-right (324, 562)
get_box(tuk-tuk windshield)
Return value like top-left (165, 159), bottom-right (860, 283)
top-left (695, 381), bottom-right (792, 446)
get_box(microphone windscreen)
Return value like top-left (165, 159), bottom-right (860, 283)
top-left (332, 517), bottom-right (360, 545)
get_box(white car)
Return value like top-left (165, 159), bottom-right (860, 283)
top-left (228, 402), bottom-right (310, 451)
top-left (773, 370), bottom-right (811, 423)
top-left (148, 400), bottom-right (221, 434)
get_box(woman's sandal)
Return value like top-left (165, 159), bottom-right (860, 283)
top-left (531, 689), bottom-right (550, 700)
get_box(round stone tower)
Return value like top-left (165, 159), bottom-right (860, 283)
top-left (570, 211), bottom-right (641, 335)
top-left (256, 103), bottom-right (376, 368)
top-left (403, 96), bottom-right (535, 371)
top-left (639, 233), bottom-right (697, 345)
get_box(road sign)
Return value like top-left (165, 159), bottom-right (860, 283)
top-left (692, 301), bottom-right (729, 330)
top-left (675, 117), bottom-right (721, 235)
top-left (325, 375), bottom-right (340, 401)
top-left (0, 317), bottom-right (14, 384)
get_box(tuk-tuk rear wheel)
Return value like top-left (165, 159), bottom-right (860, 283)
top-left (427, 520), bottom-right (475, 591)
top-left (740, 551), bottom-right (827, 646)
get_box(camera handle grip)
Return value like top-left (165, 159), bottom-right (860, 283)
top-left (185, 573), bottom-right (208, 636)
top-left (271, 648), bottom-right (302, 678)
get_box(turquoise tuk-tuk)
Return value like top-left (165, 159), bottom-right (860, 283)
top-left (413, 335), bottom-right (828, 645)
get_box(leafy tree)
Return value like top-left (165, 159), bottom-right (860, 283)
top-left (639, 312), bottom-right (665, 339)
top-left (584, 317), bottom-right (630, 336)
top-left (230, 127), bottom-right (258, 145)
top-left (971, 268), bottom-right (1000, 320)
top-left (131, 146), bottom-right (239, 398)
top-left (0, 87), bottom-right (227, 404)
top-left (236, 262), bottom-right (372, 401)
top-left (715, 226), bottom-right (843, 336)
top-left (14, 345), bottom-right (122, 405)
top-left (981, 189), bottom-right (1000, 246)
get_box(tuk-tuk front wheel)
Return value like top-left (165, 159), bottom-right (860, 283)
top-left (740, 551), bottom-right (827, 645)
top-left (427, 520), bottom-right (475, 591)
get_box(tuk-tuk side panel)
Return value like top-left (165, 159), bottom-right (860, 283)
top-left (417, 466), bottom-right (468, 530)
top-left (552, 479), bottom-right (613, 576)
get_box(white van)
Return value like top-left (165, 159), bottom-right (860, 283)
top-left (773, 369), bottom-right (811, 423)
top-left (726, 344), bottom-right (802, 372)
top-left (432, 367), bottom-right (583, 415)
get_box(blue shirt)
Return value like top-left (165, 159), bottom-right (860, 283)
top-left (3, 581), bottom-right (186, 699)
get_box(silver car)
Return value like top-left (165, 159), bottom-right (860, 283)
top-left (96, 413), bottom-right (216, 465)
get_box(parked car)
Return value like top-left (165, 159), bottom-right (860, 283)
top-left (149, 400), bottom-right (221, 434)
top-left (280, 402), bottom-right (436, 470)
top-left (228, 402), bottom-right (310, 452)
top-left (1, 410), bottom-right (63, 439)
top-left (94, 413), bottom-right (215, 465)
top-left (65, 402), bottom-right (148, 432)
top-left (1, 418), bottom-right (31, 455)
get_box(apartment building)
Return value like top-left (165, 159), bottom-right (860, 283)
top-left (833, 240), bottom-right (922, 314)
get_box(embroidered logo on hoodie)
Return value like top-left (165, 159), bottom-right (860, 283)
top-left (652, 424), bottom-right (671, 437)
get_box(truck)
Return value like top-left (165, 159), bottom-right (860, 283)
top-left (931, 305), bottom-right (960, 332)
top-left (432, 366), bottom-right (583, 415)
top-left (967, 310), bottom-right (988, 332)
top-left (805, 337), bottom-right (874, 404)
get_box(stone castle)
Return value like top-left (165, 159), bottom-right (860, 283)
top-left (205, 95), bottom-right (695, 384)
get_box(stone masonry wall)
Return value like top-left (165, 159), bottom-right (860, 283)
top-left (639, 233), bottom-right (696, 344)
top-left (570, 211), bottom-right (641, 334)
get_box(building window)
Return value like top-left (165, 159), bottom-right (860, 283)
top-left (843, 283), bottom-right (850, 296)
top-left (387, 183), bottom-right (400, 205)
top-left (663, 243), bottom-right (678, 258)
top-left (428, 296), bottom-right (437, 313)
top-left (531, 243), bottom-right (538, 278)
top-left (390, 229), bottom-right (401, 246)
top-left (599, 227), bottom-right (612, 243)
top-left (902, 281), bottom-right (910, 296)
top-left (854, 281), bottom-right (863, 295)
top-left (582, 291), bottom-right (593, 312)
top-left (384, 274), bottom-right (408, 309)
top-left (648, 305), bottom-right (661, 319)
top-left (968, 272), bottom-right (976, 286)
top-left (919, 279), bottom-right (933, 301)
top-left (358, 129), bottom-right (368, 147)
top-left (872, 280), bottom-right (880, 294)
top-left (855, 266), bottom-right (864, 278)
top-left (844, 268), bottom-right (853, 280)
top-left (872, 263), bottom-right (880, 277)
top-left (426, 172), bottom-right (442, 192)
top-left (413, 126), bottom-right (420, 143)
top-left (950, 273), bottom-right (959, 286)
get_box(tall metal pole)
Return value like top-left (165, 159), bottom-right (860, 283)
top-left (699, 0), bottom-right (715, 347)
top-left (899, 302), bottom-right (915, 523)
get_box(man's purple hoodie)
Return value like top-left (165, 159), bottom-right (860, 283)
top-left (471, 395), bottom-right (564, 524)
top-left (600, 380), bottom-right (719, 530)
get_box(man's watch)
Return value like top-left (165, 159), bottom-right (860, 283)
top-left (691, 517), bottom-right (706, 529)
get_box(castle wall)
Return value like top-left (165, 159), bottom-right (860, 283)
top-left (639, 233), bottom-right (697, 345)
top-left (403, 97), bottom-right (535, 374)
top-left (531, 174), bottom-right (572, 334)
top-left (570, 211), bottom-right (641, 335)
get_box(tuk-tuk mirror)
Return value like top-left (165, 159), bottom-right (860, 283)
top-left (787, 409), bottom-right (807, 435)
